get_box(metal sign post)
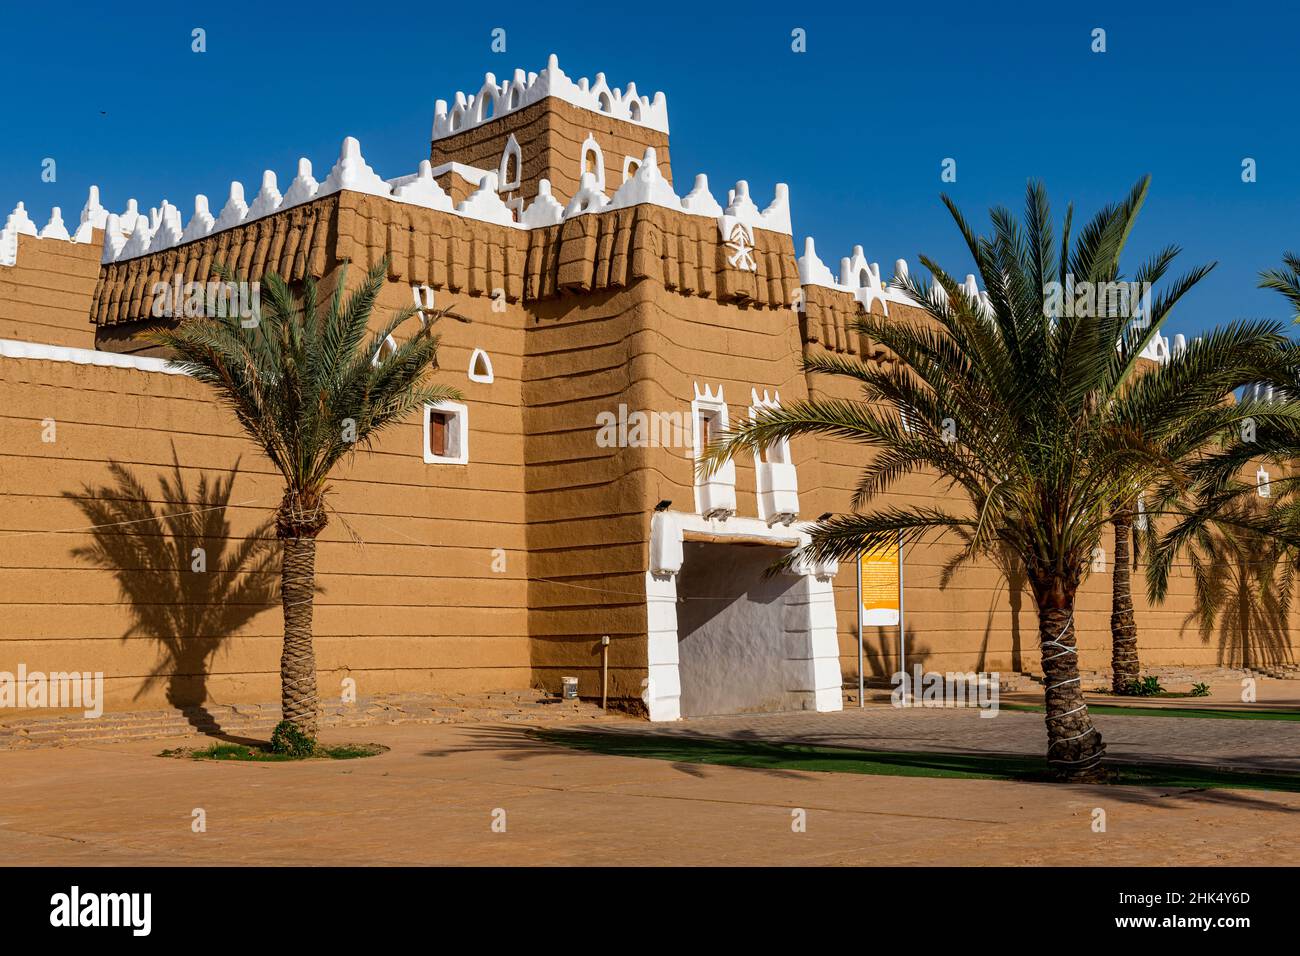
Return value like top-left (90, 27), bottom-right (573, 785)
top-left (898, 532), bottom-right (906, 702)
top-left (856, 553), bottom-right (864, 708)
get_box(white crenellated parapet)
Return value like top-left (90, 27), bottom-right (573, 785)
top-left (0, 202), bottom-right (37, 266)
top-left (214, 182), bottom-right (249, 232)
top-left (119, 216), bottom-right (153, 259)
top-left (282, 158), bottom-right (321, 209)
top-left (681, 174), bottom-right (723, 217)
top-left (798, 240), bottom-right (997, 316)
top-left (563, 172), bottom-right (611, 218)
top-left (91, 133), bottom-right (794, 267)
top-left (720, 180), bottom-right (790, 235)
top-left (80, 186), bottom-right (107, 231)
top-left (519, 179), bottom-right (564, 227)
top-left (389, 159), bottom-right (454, 212)
top-left (608, 147), bottom-right (680, 213)
top-left (181, 195), bottom-right (215, 243)
top-left (319, 136), bottom-right (392, 199)
top-left (101, 214), bottom-right (125, 263)
top-left (455, 173), bottom-right (517, 227)
top-left (247, 171), bottom-right (283, 220)
top-left (38, 207), bottom-right (70, 241)
top-left (431, 54), bottom-right (669, 142)
top-left (149, 200), bottom-right (184, 252)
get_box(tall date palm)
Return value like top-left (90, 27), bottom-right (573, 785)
top-left (150, 259), bottom-right (459, 739)
top-left (703, 178), bottom-right (1289, 779)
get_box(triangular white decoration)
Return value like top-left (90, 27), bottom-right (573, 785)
top-left (519, 179), bottom-right (564, 227)
top-left (246, 170), bottom-right (283, 220)
top-left (281, 158), bottom-right (320, 209)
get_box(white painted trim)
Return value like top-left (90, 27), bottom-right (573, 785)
top-left (0, 338), bottom-right (184, 375)
top-left (691, 383), bottom-right (735, 520)
top-left (644, 510), bottom-right (842, 722)
top-left (579, 134), bottom-right (606, 191)
top-left (423, 400), bottom-right (469, 465)
top-left (467, 347), bottom-right (494, 384)
top-left (621, 154), bottom-right (641, 184)
top-left (498, 135), bottom-right (522, 191)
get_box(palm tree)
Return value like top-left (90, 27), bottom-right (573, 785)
top-left (702, 177), bottom-right (1290, 780)
top-left (149, 259), bottom-right (460, 739)
top-left (1109, 504), bottom-right (1140, 692)
top-left (1142, 257), bottom-right (1300, 661)
top-left (1260, 252), bottom-right (1300, 321)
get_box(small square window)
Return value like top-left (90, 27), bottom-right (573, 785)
top-left (424, 401), bottom-right (468, 464)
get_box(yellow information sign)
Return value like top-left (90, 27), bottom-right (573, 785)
top-left (859, 545), bottom-right (900, 626)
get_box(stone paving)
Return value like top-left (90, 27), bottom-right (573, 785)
top-left (2, 720), bottom-right (1297, 867)
top-left (0, 689), bottom-right (621, 751)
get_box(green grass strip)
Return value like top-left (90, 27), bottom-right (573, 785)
top-left (164, 742), bottom-right (385, 761)
top-left (534, 730), bottom-right (1300, 793)
top-left (1001, 702), bottom-right (1300, 721)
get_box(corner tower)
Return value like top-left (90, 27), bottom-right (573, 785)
top-left (429, 55), bottom-right (672, 213)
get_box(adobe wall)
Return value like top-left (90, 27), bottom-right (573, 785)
top-left (0, 217), bottom-right (536, 716)
top-left (0, 232), bottom-right (100, 349)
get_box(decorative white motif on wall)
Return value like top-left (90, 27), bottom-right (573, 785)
top-left (498, 134), bottom-right (522, 191)
top-left (468, 348), bottom-right (494, 384)
top-left (724, 223), bottom-right (758, 272)
top-left (578, 134), bottom-right (606, 191)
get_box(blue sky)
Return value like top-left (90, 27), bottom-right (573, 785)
top-left (2, 1), bottom-right (1296, 341)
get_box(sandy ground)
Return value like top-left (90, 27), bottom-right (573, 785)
top-left (1, 718), bottom-right (1296, 866)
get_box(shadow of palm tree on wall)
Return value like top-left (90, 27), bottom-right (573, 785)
top-left (63, 450), bottom-right (278, 736)
top-left (1180, 499), bottom-right (1294, 670)
top-left (939, 538), bottom-right (1027, 675)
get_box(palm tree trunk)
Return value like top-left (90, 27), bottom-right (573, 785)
top-left (1110, 512), bottom-right (1140, 693)
top-left (279, 535), bottom-right (320, 737)
top-left (1036, 580), bottom-right (1106, 779)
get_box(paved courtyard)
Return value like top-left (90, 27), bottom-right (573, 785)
top-left (1, 700), bottom-right (1297, 867)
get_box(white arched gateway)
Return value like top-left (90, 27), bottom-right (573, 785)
top-left (643, 510), bottom-right (843, 721)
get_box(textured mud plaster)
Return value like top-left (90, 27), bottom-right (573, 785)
top-left (675, 543), bottom-right (801, 717)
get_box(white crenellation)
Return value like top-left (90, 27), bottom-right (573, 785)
top-left (281, 158), bottom-right (320, 209)
top-left (38, 207), bottom-right (70, 241)
top-left (319, 137), bottom-right (392, 199)
top-left (563, 172), bottom-right (611, 218)
top-left (80, 186), bottom-right (107, 230)
top-left (608, 147), bottom-right (679, 212)
top-left (431, 54), bottom-right (669, 142)
top-left (181, 195), bottom-right (215, 244)
top-left (246, 171), bottom-right (283, 220)
top-left (798, 239), bottom-right (954, 315)
top-left (149, 200), bottom-right (183, 252)
top-left (390, 160), bottom-right (454, 212)
top-left (101, 214), bottom-right (125, 263)
top-left (214, 182), bottom-right (248, 232)
top-left (119, 215), bottom-right (153, 259)
top-left (680, 174), bottom-right (723, 217)
top-left (519, 179), bottom-right (564, 227)
top-left (95, 131), bottom-right (795, 265)
top-left (455, 173), bottom-right (517, 227)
